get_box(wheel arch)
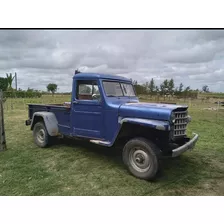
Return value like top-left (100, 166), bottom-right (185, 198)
top-left (113, 118), bottom-right (170, 147)
top-left (31, 112), bottom-right (59, 136)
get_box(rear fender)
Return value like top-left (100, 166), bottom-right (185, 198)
top-left (31, 112), bottom-right (59, 136)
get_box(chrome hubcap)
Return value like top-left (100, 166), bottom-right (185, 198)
top-left (129, 148), bottom-right (151, 172)
top-left (37, 129), bottom-right (45, 143)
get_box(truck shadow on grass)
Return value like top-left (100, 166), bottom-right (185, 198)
top-left (53, 137), bottom-right (124, 164)
top-left (51, 137), bottom-right (207, 186)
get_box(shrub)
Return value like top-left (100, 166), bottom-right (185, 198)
top-left (3, 89), bottom-right (42, 98)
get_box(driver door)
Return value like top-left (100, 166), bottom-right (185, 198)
top-left (72, 80), bottom-right (104, 139)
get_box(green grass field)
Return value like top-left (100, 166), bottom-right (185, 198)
top-left (198, 92), bottom-right (224, 99)
top-left (0, 95), bottom-right (224, 195)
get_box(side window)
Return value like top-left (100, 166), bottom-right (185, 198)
top-left (77, 80), bottom-right (101, 101)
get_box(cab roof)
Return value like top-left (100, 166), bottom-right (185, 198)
top-left (73, 72), bottom-right (131, 82)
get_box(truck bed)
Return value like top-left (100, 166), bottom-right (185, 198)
top-left (28, 103), bottom-right (71, 129)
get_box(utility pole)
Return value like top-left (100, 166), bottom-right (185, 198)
top-left (15, 72), bottom-right (17, 90)
top-left (14, 72), bottom-right (17, 91)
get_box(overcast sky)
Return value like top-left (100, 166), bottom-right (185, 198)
top-left (0, 29), bottom-right (224, 92)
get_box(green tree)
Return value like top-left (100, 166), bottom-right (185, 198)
top-left (184, 86), bottom-right (191, 92)
top-left (47, 83), bottom-right (58, 95)
top-left (6, 73), bottom-right (15, 90)
top-left (0, 77), bottom-right (8, 91)
top-left (143, 82), bottom-right (149, 94)
top-left (160, 79), bottom-right (169, 95)
top-left (178, 83), bottom-right (184, 93)
top-left (149, 78), bottom-right (156, 95)
top-left (174, 83), bottom-right (184, 97)
top-left (168, 78), bottom-right (175, 95)
top-left (183, 86), bottom-right (191, 98)
top-left (202, 85), bottom-right (209, 93)
top-left (132, 80), bottom-right (147, 95)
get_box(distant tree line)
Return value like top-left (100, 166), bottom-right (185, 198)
top-left (0, 71), bottom-right (212, 99)
top-left (132, 78), bottom-right (200, 99)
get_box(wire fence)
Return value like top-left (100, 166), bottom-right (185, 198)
top-left (139, 94), bottom-right (224, 110)
top-left (2, 92), bottom-right (224, 112)
top-left (3, 93), bottom-right (71, 111)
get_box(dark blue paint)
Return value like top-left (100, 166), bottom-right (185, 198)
top-left (28, 73), bottom-right (188, 146)
top-left (74, 73), bottom-right (131, 82)
top-left (72, 100), bottom-right (103, 139)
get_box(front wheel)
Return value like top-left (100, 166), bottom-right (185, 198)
top-left (123, 137), bottom-right (161, 180)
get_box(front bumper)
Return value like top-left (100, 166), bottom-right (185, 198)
top-left (172, 133), bottom-right (199, 157)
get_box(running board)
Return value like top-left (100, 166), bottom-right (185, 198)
top-left (89, 140), bottom-right (111, 147)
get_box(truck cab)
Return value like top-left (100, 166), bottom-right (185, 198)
top-left (26, 73), bottom-right (199, 180)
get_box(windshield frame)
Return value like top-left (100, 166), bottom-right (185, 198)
top-left (102, 80), bottom-right (136, 97)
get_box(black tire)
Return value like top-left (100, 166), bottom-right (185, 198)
top-left (123, 137), bottom-right (161, 180)
top-left (33, 122), bottom-right (50, 148)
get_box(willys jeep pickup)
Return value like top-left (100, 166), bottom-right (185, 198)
top-left (25, 73), bottom-right (199, 180)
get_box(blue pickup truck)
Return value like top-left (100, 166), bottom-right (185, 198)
top-left (25, 72), bottom-right (199, 180)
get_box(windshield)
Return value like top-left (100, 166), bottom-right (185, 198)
top-left (103, 81), bottom-right (136, 97)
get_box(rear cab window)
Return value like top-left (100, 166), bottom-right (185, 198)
top-left (77, 80), bottom-right (101, 101)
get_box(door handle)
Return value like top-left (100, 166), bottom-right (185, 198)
top-left (73, 100), bottom-right (78, 104)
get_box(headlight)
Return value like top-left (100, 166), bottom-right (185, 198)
top-left (170, 112), bottom-right (176, 124)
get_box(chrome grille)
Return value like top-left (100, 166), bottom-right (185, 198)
top-left (174, 110), bottom-right (188, 137)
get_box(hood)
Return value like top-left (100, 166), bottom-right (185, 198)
top-left (119, 102), bottom-right (188, 121)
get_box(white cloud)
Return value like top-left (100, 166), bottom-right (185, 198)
top-left (0, 30), bottom-right (224, 92)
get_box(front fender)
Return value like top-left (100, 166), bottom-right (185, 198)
top-left (108, 117), bottom-right (170, 147)
top-left (31, 112), bottom-right (59, 136)
top-left (119, 117), bottom-right (170, 131)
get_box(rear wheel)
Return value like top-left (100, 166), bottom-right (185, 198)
top-left (123, 137), bottom-right (161, 180)
top-left (33, 122), bottom-right (50, 148)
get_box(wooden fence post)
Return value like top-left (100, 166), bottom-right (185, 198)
top-left (0, 90), bottom-right (6, 151)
